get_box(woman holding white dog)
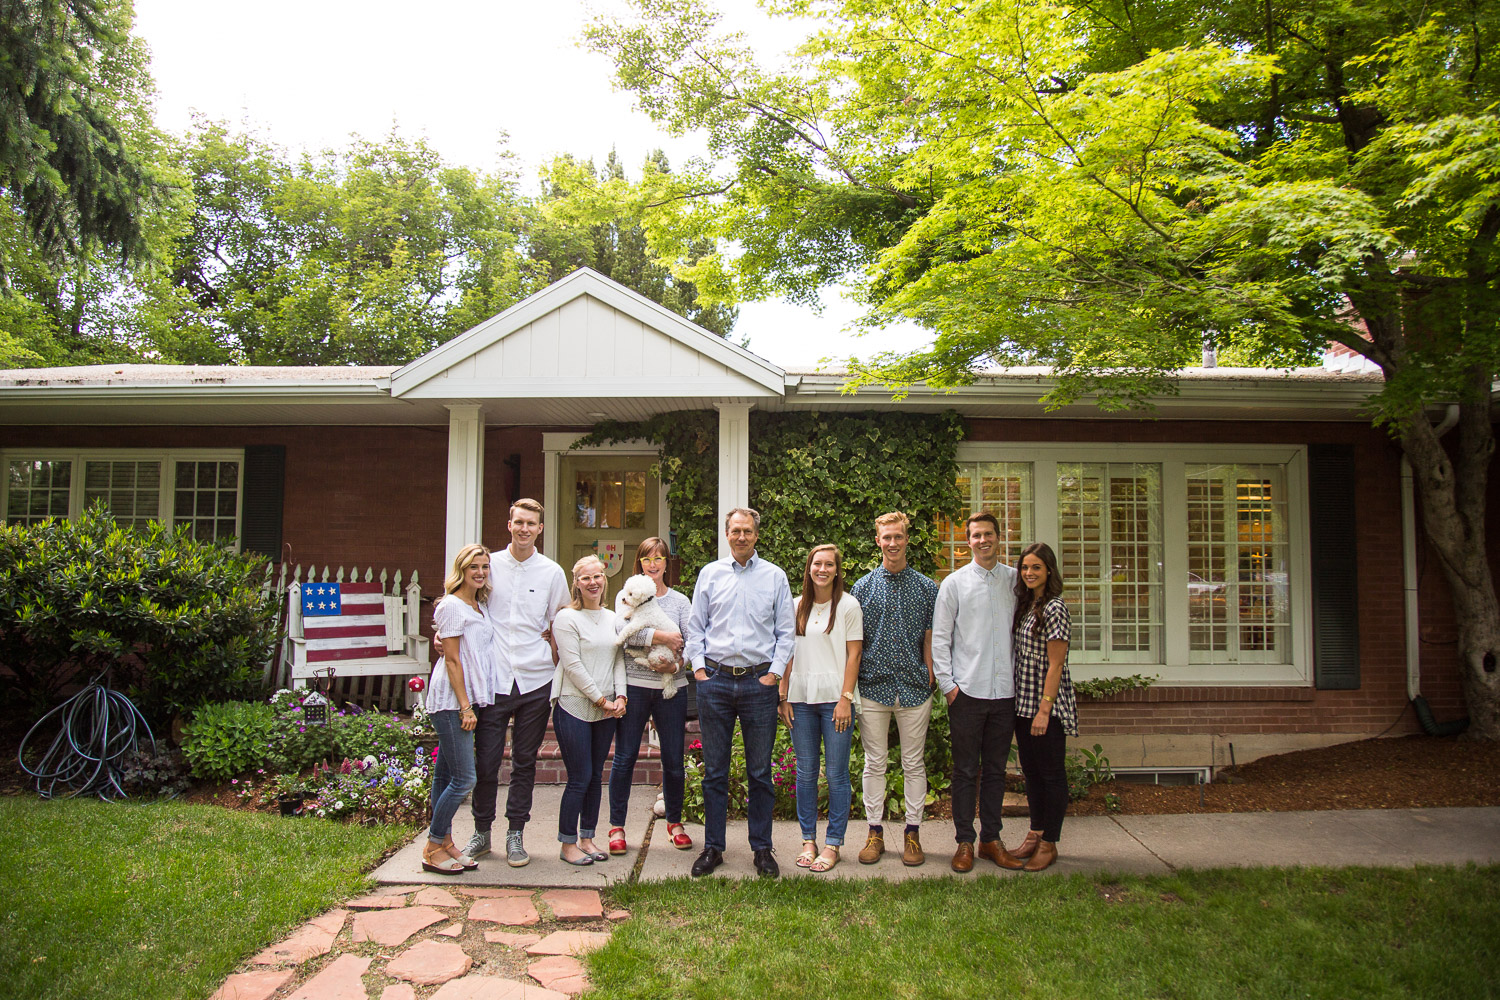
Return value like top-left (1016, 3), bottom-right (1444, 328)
top-left (779, 543), bottom-right (863, 873)
top-left (605, 536), bottom-right (694, 855)
top-left (550, 554), bottom-right (628, 866)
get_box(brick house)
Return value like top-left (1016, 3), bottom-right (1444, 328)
top-left (0, 268), bottom-right (1482, 776)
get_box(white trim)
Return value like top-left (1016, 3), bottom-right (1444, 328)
top-left (2, 448), bottom-right (247, 550)
top-left (444, 405), bottom-right (485, 565)
top-left (391, 268), bottom-right (786, 398)
top-left (540, 433), bottom-right (664, 563)
top-left (954, 441), bottom-right (1312, 686)
top-left (716, 403), bottom-right (752, 560)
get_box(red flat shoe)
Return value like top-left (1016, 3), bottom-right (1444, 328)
top-left (667, 822), bottom-right (693, 850)
top-left (608, 827), bottom-right (628, 855)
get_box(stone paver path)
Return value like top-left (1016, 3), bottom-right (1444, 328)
top-left (208, 887), bottom-right (616, 1000)
top-left (527, 956), bottom-right (589, 996)
top-left (351, 905), bottom-right (448, 946)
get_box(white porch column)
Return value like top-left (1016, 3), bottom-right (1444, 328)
top-left (716, 402), bottom-right (752, 559)
top-left (445, 404), bottom-right (485, 563)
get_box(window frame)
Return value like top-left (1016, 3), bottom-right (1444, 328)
top-left (2, 448), bottom-right (246, 550)
top-left (954, 441), bottom-right (1313, 686)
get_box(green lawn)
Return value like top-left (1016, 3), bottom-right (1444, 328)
top-left (593, 868), bottom-right (1500, 1000)
top-left (0, 797), bottom-right (410, 1000)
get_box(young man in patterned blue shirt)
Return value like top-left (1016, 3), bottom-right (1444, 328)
top-left (849, 511), bottom-right (939, 866)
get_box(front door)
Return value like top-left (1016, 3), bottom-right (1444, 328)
top-left (555, 454), bottom-right (661, 607)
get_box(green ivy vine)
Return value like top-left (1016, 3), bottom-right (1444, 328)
top-left (574, 410), bottom-right (965, 589)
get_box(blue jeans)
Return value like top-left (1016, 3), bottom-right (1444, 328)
top-left (697, 668), bottom-right (779, 852)
top-left (789, 701), bottom-right (854, 846)
top-left (428, 709), bottom-right (476, 844)
top-left (553, 705), bottom-right (617, 844)
top-left (608, 683), bottom-right (687, 827)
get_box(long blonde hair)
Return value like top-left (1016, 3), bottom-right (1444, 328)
top-left (444, 543), bottom-right (492, 604)
top-left (568, 555), bottom-right (607, 610)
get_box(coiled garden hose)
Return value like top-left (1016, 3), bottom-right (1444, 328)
top-left (17, 676), bottom-right (157, 800)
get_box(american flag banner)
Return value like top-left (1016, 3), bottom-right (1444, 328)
top-left (301, 581), bottom-right (390, 663)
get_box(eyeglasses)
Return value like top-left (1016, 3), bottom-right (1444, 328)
top-left (640, 556), bottom-right (667, 565)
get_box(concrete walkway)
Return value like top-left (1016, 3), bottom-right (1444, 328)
top-left (374, 787), bottom-right (1500, 886)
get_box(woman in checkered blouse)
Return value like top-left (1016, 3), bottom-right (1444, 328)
top-left (1009, 542), bottom-right (1076, 872)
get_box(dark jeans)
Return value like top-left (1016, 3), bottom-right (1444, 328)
top-left (471, 682), bottom-right (551, 833)
top-left (1015, 713), bottom-right (1069, 842)
top-left (948, 690), bottom-right (1015, 844)
top-left (553, 704), bottom-right (617, 843)
top-left (697, 667), bottom-right (779, 852)
top-left (427, 709), bottom-right (476, 843)
top-left (608, 683), bottom-right (687, 827)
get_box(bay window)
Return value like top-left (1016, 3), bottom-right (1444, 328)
top-left (943, 443), bottom-right (1311, 684)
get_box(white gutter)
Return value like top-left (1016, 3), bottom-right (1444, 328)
top-left (1403, 404), bottom-right (1460, 700)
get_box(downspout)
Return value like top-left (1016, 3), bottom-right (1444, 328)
top-left (1402, 403), bottom-right (1468, 734)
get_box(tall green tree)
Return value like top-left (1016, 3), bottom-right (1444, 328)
top-left (533, 149), bottom-right (737, 338)
top-left (169, 124), bottom-right (537, 366)
top-left (0, 0), bottom-right (162, 263)
top-left (589, 0), bottom-right (1500, 736)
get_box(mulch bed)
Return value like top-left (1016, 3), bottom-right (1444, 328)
top-left (4, 709), bottom-right (1496, 817)
top-left (1067, 733), bottom-right (1500, 815)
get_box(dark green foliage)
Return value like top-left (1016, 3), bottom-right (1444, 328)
top-left (117, 745), bottom-right (192, 798)
top-left (747, 411), bottom-right (965, 579)
top-left (0, 504), bottom-right (279, 721)
top-left (576, 409), bottom-right (964, 589)
top-left (179, 700), bottom-right (276, 782)
top-left (0, 0), bottom-right (159, 263)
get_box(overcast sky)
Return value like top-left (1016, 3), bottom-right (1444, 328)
top-left (131, 0), bottom-right (930, 368)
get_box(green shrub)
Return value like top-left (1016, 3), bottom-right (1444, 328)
top-left (0, 503), bottom-right (279, 721)
top-left (181, 700), bottom-right (277, 781)
top-left (266, 704), bottom-right (341, 772)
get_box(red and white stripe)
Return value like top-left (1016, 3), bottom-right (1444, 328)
top-left (304, 583), bottom-right (390, 663)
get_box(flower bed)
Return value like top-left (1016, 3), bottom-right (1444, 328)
top-left (182, 689), bottom-right (436, 825)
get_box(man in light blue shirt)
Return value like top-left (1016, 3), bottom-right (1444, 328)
top-left (685, 507), bottom-right (795, 877)
top-left (932, 511), bottom-right (1025, 873)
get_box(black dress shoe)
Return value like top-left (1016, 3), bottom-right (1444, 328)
top-left (690, 847), bottom-right (724, 877)
top-left (753, 848), bottom-right (780, 878)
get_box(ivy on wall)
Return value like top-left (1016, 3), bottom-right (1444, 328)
top-left (575, 410), bottom-right (965, 590)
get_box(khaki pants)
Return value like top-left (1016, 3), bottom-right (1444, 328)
top-left (860, 695), bottom-right (932, 827)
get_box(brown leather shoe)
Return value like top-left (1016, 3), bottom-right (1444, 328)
top-left (1023, 840), bottom-right (1058, 871)
top-left (951, 841), bottom-right (975, 873)
top-left (857, 829), bottom-right (884, 865)
top-left (902, 829), bottom-right (925, 867)
top-left (1011, 831), bottom-right (1041, 859)
top-left (977, 839), bottom-right (1025, 870)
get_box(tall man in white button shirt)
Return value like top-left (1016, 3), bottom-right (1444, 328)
top-left (932, 511), bottom-right (1025, 873)
top-left (462, 498), bottom-right (569, 868)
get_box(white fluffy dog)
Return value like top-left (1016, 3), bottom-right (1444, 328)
top-left (614, 573), bottom-right (681, 700)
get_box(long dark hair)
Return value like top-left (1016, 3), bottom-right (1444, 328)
top-left (1013, 542), bottom-right (1064, 636)
top-left (796, 544), bottom-right (843, 636)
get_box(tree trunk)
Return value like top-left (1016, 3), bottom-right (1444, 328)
top-left (1400, 399), bottom-right (1500, 740)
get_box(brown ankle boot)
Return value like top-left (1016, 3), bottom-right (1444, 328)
top-left (1012, 831), bottom-right (1041, 859)
top-left (1023, 840), bottom-right (1057, 871)
top-left (858, 829), bottom-right (885, 864)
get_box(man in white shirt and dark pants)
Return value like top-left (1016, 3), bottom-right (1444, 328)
top-left (932, 511), bottom-right (1025, 873)
top-left (463, 498), bottom-right (569, 868)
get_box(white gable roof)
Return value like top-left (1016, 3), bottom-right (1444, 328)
top-left (390, 268), bottom-right (785, 399)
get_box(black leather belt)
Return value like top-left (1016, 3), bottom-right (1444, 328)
top-left (705, 658), bottom-right (770, 678)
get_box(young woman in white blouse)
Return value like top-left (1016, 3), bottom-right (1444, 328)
top-left (778, 544), bottom-right (863, 873)
top-left (549, 555), bottom-right (628, 866)
top-left (423, 543), bottom-right (496, 874)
